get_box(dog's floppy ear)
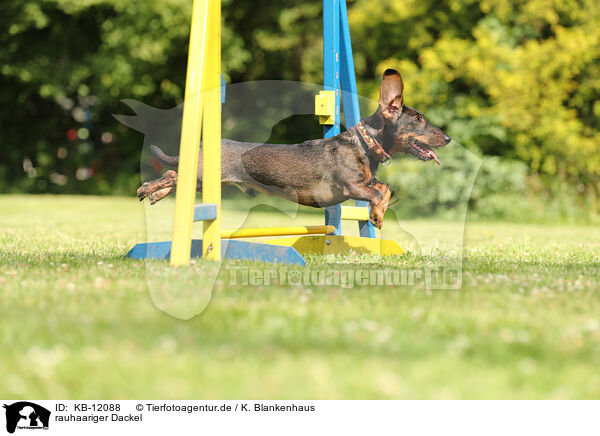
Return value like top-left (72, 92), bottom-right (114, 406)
top-left (378, 69), bottom-right (404, 120)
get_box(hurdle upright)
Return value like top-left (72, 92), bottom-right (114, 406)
top-left (322, 0), bottom-right (376, 239)
top-left (170, 0), bottom-right (221, 265)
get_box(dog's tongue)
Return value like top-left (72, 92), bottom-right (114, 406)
top-left (428, 149), bottom-right (441, 165)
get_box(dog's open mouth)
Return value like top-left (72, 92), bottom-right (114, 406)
top-left (408, 140), bottom-right (441, 165)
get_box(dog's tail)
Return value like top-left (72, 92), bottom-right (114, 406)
top-left (150, 144), bottom-right (179, 167)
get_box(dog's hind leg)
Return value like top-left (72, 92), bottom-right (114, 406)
top-left (138, 170), bottom-right (204, 205)
top-left (137, 170), bottom-right (178, 202)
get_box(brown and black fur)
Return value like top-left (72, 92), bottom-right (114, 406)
top-left (137, 69), bottom-right (451, 229)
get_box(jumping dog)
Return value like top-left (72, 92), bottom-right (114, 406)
top-left (137, 69), bottom-right (451, 229)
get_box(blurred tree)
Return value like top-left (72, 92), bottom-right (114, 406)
top-left (0, 0), bottom-right (251, 193)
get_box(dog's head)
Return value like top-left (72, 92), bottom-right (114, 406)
top-left (378, 69), bottom-right (451, 164)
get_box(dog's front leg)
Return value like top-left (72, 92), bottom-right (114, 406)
top-left (343, 179), bottom-right (391, 229)
top-left (367, 179), bottom-right (392, 229)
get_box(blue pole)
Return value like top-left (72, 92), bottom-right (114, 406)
top-left (323, 0), bottom-right (342, 236)
top-left (339, 0), bottom-right (376, 238)
top-left (339, 0), bottom-right (359, 127)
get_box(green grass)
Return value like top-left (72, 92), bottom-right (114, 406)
top-left (1, 194), bottom-right (599, 399)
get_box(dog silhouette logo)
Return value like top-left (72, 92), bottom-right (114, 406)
top-left (2, 402), bottom-right (50, 434)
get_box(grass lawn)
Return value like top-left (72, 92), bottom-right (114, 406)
top-left (1, 194), bottom-right (599, 399)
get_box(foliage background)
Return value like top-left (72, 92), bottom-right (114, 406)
top-left (1, 0), bottom-right (599, 220)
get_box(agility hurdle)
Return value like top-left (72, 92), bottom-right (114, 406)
top-left (126, 0), bottom-right (403, 266)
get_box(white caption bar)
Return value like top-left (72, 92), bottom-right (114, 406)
top-left (1, 400), bottom-right (598, 435)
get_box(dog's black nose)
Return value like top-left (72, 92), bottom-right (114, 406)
top-left (443, 134), bottom-right (451, 144)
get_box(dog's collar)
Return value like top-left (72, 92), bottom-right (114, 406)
top-left (356, 121), bottom-right (392, 165)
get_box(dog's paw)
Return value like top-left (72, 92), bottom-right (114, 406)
top-left (137, 183), bottom-right (151, 201)
top-left (370, 209), bottom-right (384, 229)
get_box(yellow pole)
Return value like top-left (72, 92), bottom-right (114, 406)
top-left (170, 0), bottom-right (211, 266)
top-left (221, 225), bottom-right (335, 239)
top-left (340, 206), bottom-right (370, 221)
top-left (201, 0), bottom-right (222, 260)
